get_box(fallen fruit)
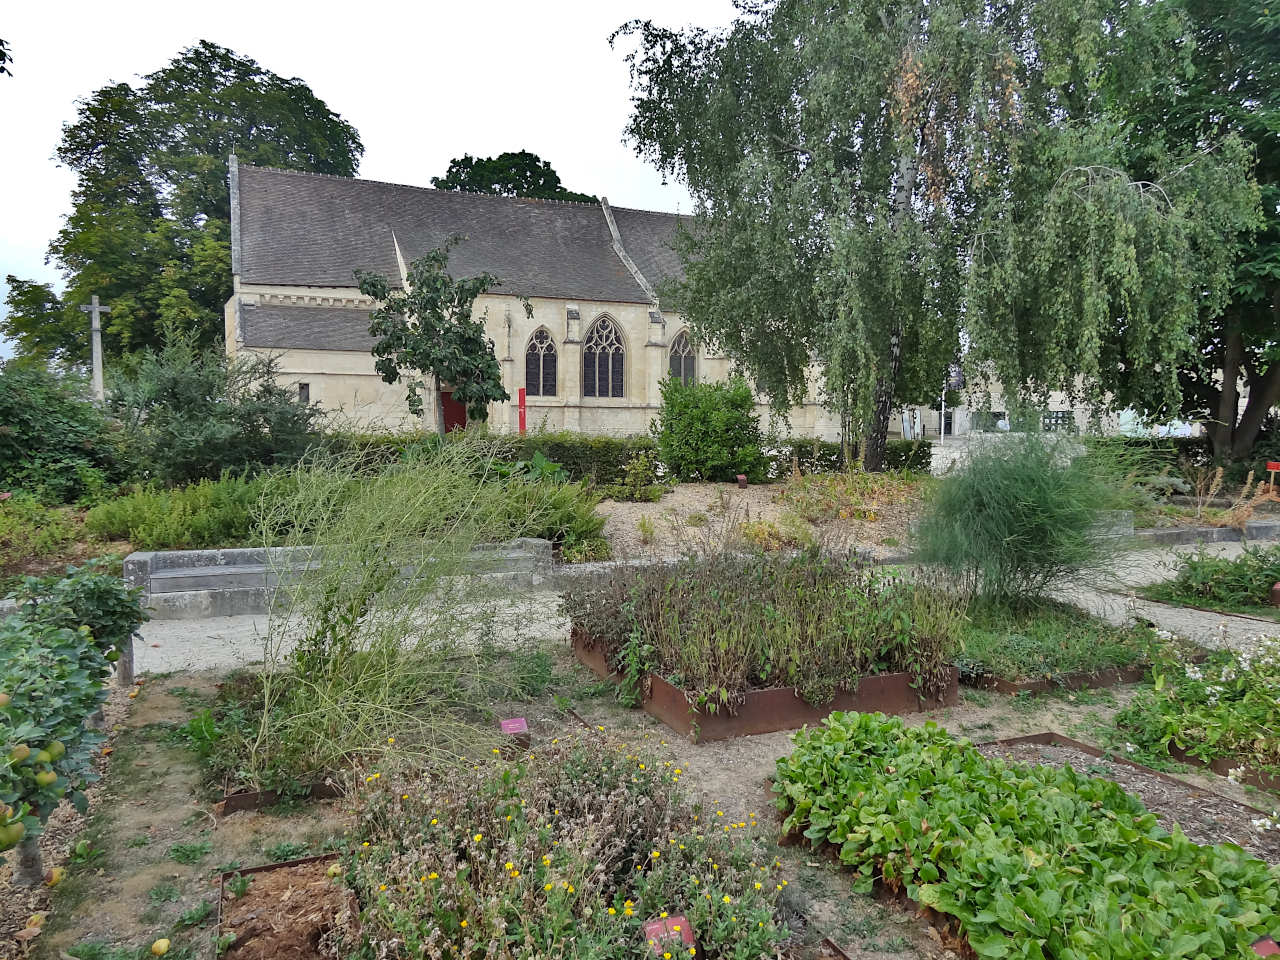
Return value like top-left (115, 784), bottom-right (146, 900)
top-left (151, 938), bottom-right (170, 956)
top-left (26, 912), bottom-right (45, 928)
top-left (44, 867), bottom-right (65, 887)
top-left (128, 690), bottom-right (139, 699)
top-left (326, 863), bottom-right (341, 878)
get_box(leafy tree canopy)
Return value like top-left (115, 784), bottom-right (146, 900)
top-left (356, 241), bottom-right (520, 435)
top-left (2, 41), bottom-right (363, 365)
top-left (616, 0), bottom-right (1260, 468)
top-left (431, 150), bottom-right (596, 203)
top-left (1105, 0), bottom-right (1280, 460)
top-left (0, 38), bottom-right (12, 77)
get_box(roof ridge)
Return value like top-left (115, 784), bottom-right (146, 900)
top-left (237, 162), bottom-right (687, 216)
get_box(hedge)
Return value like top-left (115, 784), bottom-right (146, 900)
top-left (769, 436), bottom-right (932, 475)
top-left (323, 431), bottom-right (656, 485)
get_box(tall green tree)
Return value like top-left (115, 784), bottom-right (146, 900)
top-left (431, 150), bottom-right (596, 203)
top-left (1106, 0), bottom-right (1280, 461)
top-left (2, 41), bottom-right (362, 364)
top-left (356, 241), bottom-right (521, 436)
top-left (616, 0), bottom-right (1259, 469)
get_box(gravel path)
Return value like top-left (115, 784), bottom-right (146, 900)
top-left (1068, 541), bottom-right (1278, 655)
top-left (135, 540), bottom-right (1278, 674)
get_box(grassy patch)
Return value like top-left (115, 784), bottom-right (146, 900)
top-left (167, 840), bottom-right (213, 865)
top-left (954, 600), bottom-right (1172, 684)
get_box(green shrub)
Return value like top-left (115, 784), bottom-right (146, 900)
top-left (1141, 544), bottom-right (1280, 615)
top-left (883, 438), bottom-right (931, 472)
top-left (0, 363), bottom-right (116, 503)
top-left (767, 436), bottom-right (846, 477)
top-left (85, 473), bottom-right (266, 549)
top-left (11, 560), bottom-right (148, 669)
top-left (0, 495), bottom-right (76, 576)
top-left (599, 450), bottom-right (665, 502)
top-left (347, 737), bottom-right (787, 958)
top-left (652, 376), bottom-right (767, 482)
top-left (562, 553), bottom-right (961, 710)
top-left (915, 432), bottom-right (1118, 601)
top-left (1117, 640), bottom-right (1280, 775)
top-left (0, 616), bottom-right (109, 871)
top-left (109, 332), bottom-right (320, 486)
top-left (502, 478), bottom-right (606, 550)
top-left (774, 712), bottom-right (1280, 959)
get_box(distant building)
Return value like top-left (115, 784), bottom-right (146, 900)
top-left (225, 159), bottom-right (841, 437)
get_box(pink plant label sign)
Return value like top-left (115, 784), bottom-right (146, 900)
top-left (499, 718), bottom-right (528, 735)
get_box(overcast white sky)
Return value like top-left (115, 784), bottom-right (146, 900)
top-left (0, 0), bottom-right (737, 352)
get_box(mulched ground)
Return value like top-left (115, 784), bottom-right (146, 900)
top-left (976, 741), bottom-right (1280, 864)
top-left (221, 858), bottom-right (355, 960)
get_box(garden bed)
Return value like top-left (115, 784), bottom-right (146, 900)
top-left (218, 853), bottom-right (354, 960)
top-left (775, 713), bottom-right (1280, 959)
top-left (217, 779), bottom-right (345, 815)
top-left (954, 600), bottom-right (1191, 694)
top-left (573, 627), bottom-right (957, 742)
top-left (975, 732), bottom-right (1280, 864)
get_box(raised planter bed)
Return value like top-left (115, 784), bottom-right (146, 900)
top-left (217, 778), bottom-right (344, 815)
top-left (975, 732), bottom-right (1279, 864)
top-left (218, 853), bottom-right (355, 960)
top-left (964, 662), bottom-right (1155, 695)
top-left (1163, 742), bottom-right (1280, 796)
top-left (572, 627), bottom-right (958, 742)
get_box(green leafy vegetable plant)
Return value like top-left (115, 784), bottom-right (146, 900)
top-left (774, 712), bottom-right (1280, 959)
top-left (1139, 544), bottom-right (1280, 618)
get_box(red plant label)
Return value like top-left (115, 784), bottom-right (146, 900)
top-left (1267, 462), bottom-right (1280, 472)
top-left (643, 915), bottom-right (695, 956)
top-left (1251, 937), bottom-right (1280, 956)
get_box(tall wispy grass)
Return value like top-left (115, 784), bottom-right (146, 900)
top-left (226, 438), bottom-right (581, 791)
top-left (914, 431), bottom-right (1124, 603)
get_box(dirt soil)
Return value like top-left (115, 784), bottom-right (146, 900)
top-left (598, 481), bottom-right (919, 561)
top-left (221, 858), bottom-right (355, 960)
top-left (2, 672), bottom-right (349, 959)
top-left (977, 741), bottom-right (1280, 864)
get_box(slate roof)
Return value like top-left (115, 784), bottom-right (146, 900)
top-left (234, 163), bottom-right (690, 305)
top-left (239, 303), bottom-right (376, 352)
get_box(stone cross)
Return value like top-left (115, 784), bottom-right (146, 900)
top-left (78, 294), bottom-right (111, 402)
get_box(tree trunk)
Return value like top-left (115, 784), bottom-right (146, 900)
top-left (865, 143), bottom-right (918, 472)
top-left (433, 374), bottom-right (446, 439)
top-left (1230, 359), bottom-right (1280, 461)
top-left (13, 836), bottom-right (42, 887)
top-left (1207, 325), bottom-right (1244, 460)
top-left (863, 326), bottom-right (904, 472)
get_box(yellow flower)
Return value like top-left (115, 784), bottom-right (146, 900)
top-left (492, 748), bottom-right (500, 754)
top-left (429, 872), bottom-right (439, 879)
top-left (460, 920), bottom-right (468, 928)
top-left (639, 763), bottom-right (646, 770)
top-left (387, 737), bottom-right (395, 744)
top-left (545, 883), bottom-right (554, 891)
top-left (608, 907), bottom-right (616, 915)
top-left (663, 953), bottom-right (671, 959)
top-left (361, 842), bottom-right (370, 847)
top-left (651, 850), bottom-right (660, 859)
top-left (755, 882), bottom-right (762, 889)
top-left (660, 912), bottom-right (668, 919)
top-left (624, 908), bottom-right (634, 916)
top-left (674, 768), bottom-right (682, 774)
top-left (689, 950), bottom-right (695, 956)
top-left (401, 794), bottom-right (408, 800)
top-left (511, 869), bottom-right (520, 877)
top-left (505, 862), bottom-right (514, 870)
top-left (723, 895), bottom-right (732, 903)
top-left (430, 818), bottom-right (438, 825)
top-left (568, 884), bottom-right (575, 893)
top-left (672, 924), bottom-right (681, 931)
top-left (473, 833), bottom-right (483, 842)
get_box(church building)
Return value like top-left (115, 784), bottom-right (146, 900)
top-left (224, 158), bottom-right (842, 437)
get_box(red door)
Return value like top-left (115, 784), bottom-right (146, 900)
top-left (440, 391), bottom-right (468, 433)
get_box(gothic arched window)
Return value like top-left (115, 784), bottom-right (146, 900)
top-left (525, 329), bottom-right (557, 397)
top-left (668, 331), bottom-right (696, 386)
top-left (583, 316), bottom-right (625, 398)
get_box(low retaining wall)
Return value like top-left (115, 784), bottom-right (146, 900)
top-left (572, 628), bottom-right (958, 743)
top-left (127, 538), bottom-right (554, 619)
